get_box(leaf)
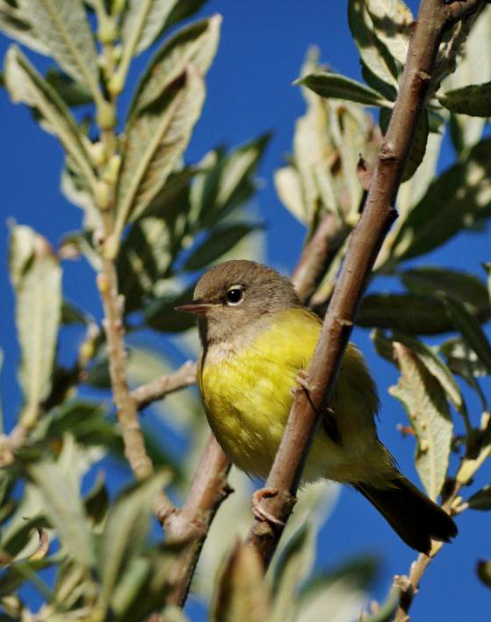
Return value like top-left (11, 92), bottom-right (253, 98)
top-left (440, 337), bottom-right (489, 378)
top-left (270, 525), bottom-right (315, 622)
top-left (116, 66), bottom-right (205, 228)
top-left (144, 284), bottom-right (197, 333)
top-left (390, 342), bottom-right (453, 500)
top-left (45, 68), bottom-right (92, 107)
top-left (210, 543), bottom-right (270, 622)
top-left (17, 0), bottom-right (98, 89)
top-left (297, 72), bottom-right (390, 107)
top-left (477, 560), bottom-right (491, 590)
top-left (99, 471), bottom-right (170, 607)
top-left (401, 110), bottom-right (428, 182)
top-left (348, 0), bottom-right (399, 92)
top-left (9, 225), bottom-right (62, 425)
top-left (467, 485), bottom-right (491, 511)
top-left (131, 15), bottom-right (221, 114)
top-left (84, 473), bottom-right (109, 526)
top-left (358, 293), bottom-right (457, 335)
top-left (121, 0), bottom-right (179, 55)
top-left (4, 46), bottom-right (95, 192)
top-left (28, 459), bottom-right (94, 567)
top-left (440, 81), bottom-right (491, 118)
top-left (365, 0), bottom-right (413, 65)
top-left (274, 166), bottom-right (307, 223)
top-left (401, 267), bottom-right (491, 320)
top-left (391, 137), bottom-right (491, 261)
top-left (442, 296), bottom-right (491, 375)
top-left (0, 0), bottom-right (49, 54)
top-left (183, 223), bottom-right (259, 271)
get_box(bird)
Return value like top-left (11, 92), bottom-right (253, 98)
top-left (177, 259), bottom-right (457, 553)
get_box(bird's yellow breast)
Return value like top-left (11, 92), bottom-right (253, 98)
top-left (199, 308), bottom-right (320, 477)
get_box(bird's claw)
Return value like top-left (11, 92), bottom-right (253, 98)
top-left (290, 369), bottom-right (313, 397)
top-left (252, 488), bottom-right (285, 527)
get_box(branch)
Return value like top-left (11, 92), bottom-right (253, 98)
top-left (246, 0), bottom-right (486, 568)
top-left (131, 361), bottom-right (197, 411)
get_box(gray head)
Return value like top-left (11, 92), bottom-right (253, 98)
top-left (177, 260), bottom-right (302, 347)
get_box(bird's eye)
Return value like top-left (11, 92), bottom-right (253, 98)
top-left (226, 286), bottom-right (244, 305)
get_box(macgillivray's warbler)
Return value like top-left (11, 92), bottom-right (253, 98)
top-left (177, 260), bottom-right (457, 553)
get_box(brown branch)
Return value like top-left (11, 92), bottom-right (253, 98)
top-left (291, 212), bottom-right (351, 304)
top-left (132, 361), bottom-right (197, 411)
top-left (246, 0), bottom-right (486, 568)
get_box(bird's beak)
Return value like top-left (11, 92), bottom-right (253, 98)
top-left (175, 300), bottom-right (213, 315)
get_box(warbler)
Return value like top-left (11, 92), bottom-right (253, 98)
top-left (177, 260), bottom-right (457, 553)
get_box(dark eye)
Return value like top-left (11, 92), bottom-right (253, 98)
top-left (226, 286), bottom-right (244, 305)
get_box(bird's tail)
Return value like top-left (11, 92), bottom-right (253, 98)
top-left (355, 476), bottom-right (458, 554)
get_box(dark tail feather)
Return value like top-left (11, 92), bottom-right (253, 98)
top-left (356, 477), bottom-right (458, 554)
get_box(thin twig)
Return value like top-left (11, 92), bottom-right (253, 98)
top-left (132, 361), bottom-right (197, 411)
top-left (246, 0), bottom-right (487, 569)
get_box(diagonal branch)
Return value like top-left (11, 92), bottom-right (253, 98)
top-left (132, 361), bottom-right (197, 411)
top-left (246, 0), bottom-right (488, 568)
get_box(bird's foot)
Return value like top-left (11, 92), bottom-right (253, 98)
top-left (290, 369), bottom-right (313, 397)
top-left (252, 488), bottom-right (285, 527)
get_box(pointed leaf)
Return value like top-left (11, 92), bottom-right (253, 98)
top-left (131, 15), bottom-right (221, 114)
top-left (99, 471), bottom-right (170, 606)
top-left (28, 460), bottom-right (94, 567)
top-left (390, 342), bottom-right (453, 499)
top-left (366, 0), bottom-right (413, 65)
top-left (45, 69), bottom-right (92, 107)
top-left (440, 82), bottom-right (491, 118)
top-left (391, 137), bottom-right (491, 260)
top-left (210, 543), bottom-right (270, 622)
top-left (144, 285), bottom-right (197, 333)
top-left (297, 72), bottom-right (390, 107)
top-left (0, 0), bottom-right (49, 54)
top-left (17, 0), bottom-right (98, 89)
top-left (121, 0), bottom-right (179, 55)
top-left (9, 226), bottom-right (61, 425)
top-left (4, 46), bottom-right (95, 192)
top-left (477, 560), bottom-right (491, 590)
top-left (467, 485), bottom-right (491, 511)
top-left (442, 296), bottom-right (491, 375)
top-left (117, 66), bottom-right (205, 227)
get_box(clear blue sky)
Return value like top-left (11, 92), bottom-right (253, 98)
top-left (1, 1), bottom-right (490, 620)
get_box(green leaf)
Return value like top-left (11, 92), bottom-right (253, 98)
top-left (440, 82), bottom-right (491, 118)
top-left (270, 525), bottom-right (315, 622)
top-left (440, 337), bottom-right (489, 378)
top-left (121, 0), bottom-right (179, 55)
top-left (365, 0), bottom-right (413, 65)
top-left (391, 138), bottom-right (491, 260)
top-left (401, 267), bottom-right (491, 320)
top-left (0, 347), bottom-right (3, 434)
top-left (116, 66), bottom-right (205, 229)
top-left (0, 0), bottom-right (49, 54)
top-left (210, 543), bottom-right (271, 622)
top-left (28, 459), bottom-right (94, 567)
top-left (4, 46), bottom-right (96, 193)
top-left (61, 299), bottom-right (93, 326)
top-left (358, 293), bottom-right (457, 335)
top-left (442, 296), bottom-right (491, 375)
top-left (45, 68), bottom-right (92, 107)
top-left (390, 342), bottom-right (453, 500)
top-left (84, 473), bottom-right (109, 526)
top-left (348, 0), bottom-right (399, 91)
top-left (131, 15), bottom-right (221, 114)
top-left (9, 225), bottom-right (62, 426)
top-left (467, 485), bottom-right (491, 511)
top-left (184, 224), bottom-right (259, 271)
top-left (144, 285), bottom-right (197, 333)
top-left (99, 471), bottom-right (170, 607)
top-left (297, 72), bottom-right (390, 107)
top-left (477, 560), bottom-right (491, 590)
top-left (401, 110), bottom-right (428, 182)
top-left (17, 0), bottom-right (98, 89)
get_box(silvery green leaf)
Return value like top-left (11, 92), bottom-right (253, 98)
top-left (131, 15), bottom-right (221, 114)
top-left (391, 137), bottom-right (491, 261)
top-left (298, 72), bottom-right (391, 107)
top-left (0, 0), bottom-right (49, 54)
top-left (274, 166), bottom-right (308, 223)
top-left (99, 471), bottom-right (170, 608)
top-left (4, 46), bottom-right (96, 193)
top-left (467, 485), bottom-right (491, 511)
top-left (390, 342), bottom-right (453, 500)
top-left (116, 65), bottom-right (205, 228)
top-left (366, 0), bottom-right (413, 65)
top-left (45, 69), bottom-right (92, 107)
top-left (28, 460), bottom-right (94, 567)
top-left (348, 0), bottom-right (399, 92)
top-left (121, 0), bottom-right (179, 55)
top-left (210, 543), bottom-right (271, 622)
top-left (440, 81), bottom-right (491, 118)
top-left (17, 0), bottom-right (98, 89)
top-left (9, 225), bottom-right (61, 425)
top-left (443, 6), bottom-right (491, 151)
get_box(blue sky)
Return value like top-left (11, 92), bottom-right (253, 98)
top-left (1, 1), bottom-right (490, 620)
